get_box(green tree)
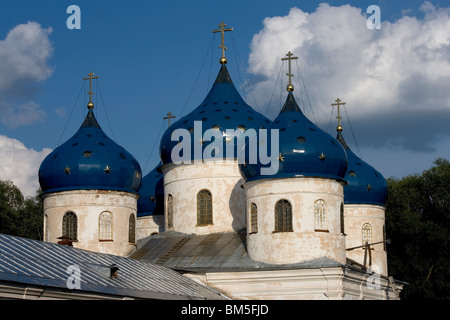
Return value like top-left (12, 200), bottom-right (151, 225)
top-left (0, 179), bottom-right (43, 240)
top-left (386, 158), bottom-right (450, 299)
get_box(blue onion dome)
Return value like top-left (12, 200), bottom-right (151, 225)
top-left (39, 105), bottom-right (142, 194)
top-left (239, 92), bottom-right (348, 182)
top-left (336, 131), bottom-right (387, 206)
top-left (159, 65), bottom-right (271, 165)
top-left (137, 164), bottom-right (164, 217)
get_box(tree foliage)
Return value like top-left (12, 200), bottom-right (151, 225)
top-left (0, 179), bottom-right (43, 240)
top-left (386, 158), bottom-right (450, 299)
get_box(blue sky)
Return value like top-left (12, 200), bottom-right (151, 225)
top-left (1, 0), bottom-right (450, 196)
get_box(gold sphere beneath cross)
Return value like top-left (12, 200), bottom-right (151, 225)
top-left (286, 84), bottom-right (294, 92)
top-left (220, 57), bottom-right (228, 65)
top-left (337, 125), bottom-right (343, 132)
top-left (87, 102), bottom-right (94, 110)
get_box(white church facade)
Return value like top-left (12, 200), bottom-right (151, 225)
top-left (37, 22), bottom-right (403, 299)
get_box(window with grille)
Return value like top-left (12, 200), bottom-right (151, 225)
top-left (62, 211), bottom-right (77, 241)
top-left (340, 202), bottom-right (345, 234)
top-left (314, 200), bottom-right (327, 231)
top-left (99, 212), bottom-right (113, 241)
top-left (197, 189), bottom-right (213, 226)
top-left (44, 214), bottom-right (49, 241)
top-left (250, 203), bottom-right (258, 233)
top-left (362, 223), bottom-right (372, 246)
top-left (274, 199), bottom-right (293, 232)
top-left (167, 194), bottom-right (174, 229)
top-left (129, 214), bottom-right (136, 243)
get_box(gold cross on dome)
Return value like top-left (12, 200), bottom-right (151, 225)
top-left (163, 112), bottom-right (176, 126)
top-left (281, 51), bottom-right (298, 92)
top-left (331, 98), bottom-right (346, 132)
top-left (83, 71), bottom-right (99, 109)
top-left (212, 21), bottom-right (233, 64)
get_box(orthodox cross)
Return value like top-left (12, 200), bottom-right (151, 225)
top-left (164, 112), bottom-right (176, 126)
top-left (83, 71), bottom-right (99, 109)
top-left (331, 98), bottom-right (346, 132)
top-left (212, 21), bottom-right (233, 64)
top-left (281, 51), bottom-right (298, 92)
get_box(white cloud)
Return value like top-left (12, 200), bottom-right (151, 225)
top-left (0, 134), bottom-right (52, 197)
top-left (0, 101), bottom-right (46, 128)
top-left (0, 21), bottom-right (54, 128)
top-left (420, 1), bottom-right (436, 14)
top-left (246, 3), bottom-right (450, 152)
top-left (54, 107), bottom-right (66, 117)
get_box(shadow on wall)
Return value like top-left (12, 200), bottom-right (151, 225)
top-left (229, 179), bottom-right (246, 231)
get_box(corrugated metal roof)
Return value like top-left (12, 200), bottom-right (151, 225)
top-left (0, 233), bottom-right (227, 300)
top-left (131, 230), bottom-right (342, 272)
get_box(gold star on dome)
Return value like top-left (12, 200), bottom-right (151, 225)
top-left (83, 150), bottom-right (92, 157)
top-left (104, 165), bottom-right (111, 174)
top-left (319, 153), bottom-right (326, 161)
top-left (64, 166), bottom-right (71, 174)
top-left (212, 124), bottom-right (221, 131)
top-left (366, 184), bottom-right (372, 191)
top-left (348, 170), bottom-right (357, 177)
top-left (297, 136), bottom-right (306, 144)
top-left (278, 153), bottom-right (285, 162)
top-left (237, 124), bottom-right (247, 132)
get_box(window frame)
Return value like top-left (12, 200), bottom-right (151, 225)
top-left (250, 202), bottom-right (258, 234)
top-left (62, 211), bottom-right (78, 241)
top-left (99, 211), bottom-right (113, 242)
top-left (128, 213), bottom-right (136, 244)
top-left (274, 199), bottom-right (293, 232)
top-left (340, 202), bottom-right (345, 235)
top-left (167, 194), bottom-right (174, 229)
top-left (197, 189), bottom-right (213, 226)
top-left (362, 223), bottom-right (372, 247)
top-left (314, 199), bottom-right (328, 232)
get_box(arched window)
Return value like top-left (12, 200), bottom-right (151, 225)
top-left (197, 189), bottom-right (213, 226)
top-left (44, 214), bottom-right (49, 241)
top-left (250, 203), bottom-right (258, 233)
top-left (62, 211), bottom-right (77, 241)
top-left (129, 214), bottom-right (136, 243)
top-left (167, 194), bottom-right (174, 229)
top-left (340, 202), bottom-right (345, 234)
top-left (99, 212), bottom-right (113, 241)
top-left (314, 200), bottom-right (327, 231)
top-left (362, 223), bottom-right (372, 246)
top-left (274, 199), bottom-right (293, 232)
